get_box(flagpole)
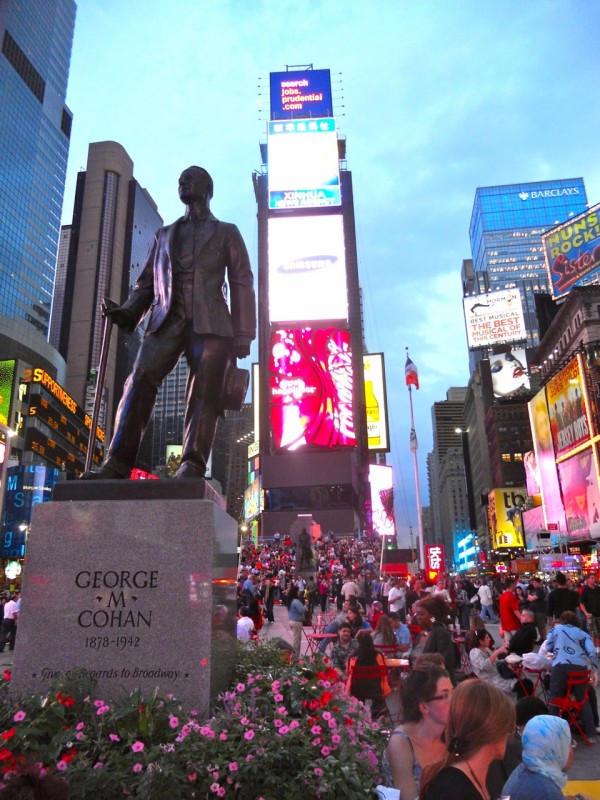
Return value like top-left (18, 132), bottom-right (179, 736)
top-left (406, 347), bottom-right (425, 572)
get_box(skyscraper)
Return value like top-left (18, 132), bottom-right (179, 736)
top-left (52, 141), bottom-right (162, 438)
top-left (0, 0), bottom-right (76, 336)
top-left (467, 179), bottom-right (587, 353)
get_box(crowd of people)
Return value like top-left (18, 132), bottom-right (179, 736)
top-left (237, 536), bottom-right (600, 798)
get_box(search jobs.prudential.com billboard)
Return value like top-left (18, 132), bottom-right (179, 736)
top-left (268, 214), bottom-right (347, 323)
top-left (270, 69), bottom-right (333, 120)
top-left (463, 288), bottom-right (526, 349)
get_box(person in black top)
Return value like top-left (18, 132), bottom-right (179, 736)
top-left (546, 571), bottom-right (579, 624)
top-left (507, 608), bottom-right (538, 656)
top-left (580, 573), bottom-right (600, 648)
top-left (420, 680), bottom-right (515, 800)
top-left (525, 577), bottom-right (547, 642)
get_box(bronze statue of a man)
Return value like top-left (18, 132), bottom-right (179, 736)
top-left (84, 166), bottom-right (256, 480)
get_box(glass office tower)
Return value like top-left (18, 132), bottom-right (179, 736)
top-left (0, 0), bottom-right (76, 336)
top-left (469, 179), bottom-right (587, 350)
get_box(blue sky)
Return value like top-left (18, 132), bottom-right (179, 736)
top-left (61, 0), bottom-right (600, 543)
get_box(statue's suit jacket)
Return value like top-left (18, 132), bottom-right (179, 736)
top-left (122, 212), bottom-right (256, 341)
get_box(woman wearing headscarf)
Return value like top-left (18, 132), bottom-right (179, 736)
top-left (501, 715), bottom-right (592, 800)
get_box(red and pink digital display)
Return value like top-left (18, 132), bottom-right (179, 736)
top-left (270, 328), bottom-right (356, 450)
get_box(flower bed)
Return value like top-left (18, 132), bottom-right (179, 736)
top-left (0, 645), bottom-right (385, 798)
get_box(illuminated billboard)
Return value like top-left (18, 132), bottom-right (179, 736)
top-left (463, 289), bottom-right (526, 349)
top-left (528, 388), bottom-right (566, 533)
top-left (425, 544), bottom-right (445, 582)
top-left (546, 354), bottom-right (591, 458)
top-left (487, 488), bottom-right (527, 549)
top-left (489, 347), bottom-right (530, 398)
top-left (270, 69), bottom-right (333, 120)
top-left (557, 445), bottom-right (600, 540)
top-left (268, 118), bottom-right (340, 210)
top-left (244, 476), bottom-right (262, 521)
top-left (0, 360), bottom-right (15, 428)
top-left (363, 353), bottom-right (389, 451)
top-left (543, 203), bottom-right (600, 299)
top-left (270, 328), bottom-right (356, 450)
top-left (369, 464), bottom-right (395, 537)
top-left (268, 215), bottom-right (347, 323)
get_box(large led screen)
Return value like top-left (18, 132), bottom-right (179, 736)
top-left (489, 347), bottom-right (530, 398)
top-left (543, 203), bottom-right (600, 299)
top-left (0, 360), bottom-right (15, 428)
top-left (268, 118), bottom-right (341, 209)
top-left (270, 328), bottom-right (356, 450)
top-left (270, 69), bottom-right (333, 120)
top-left (363, 353), bottom-right (389, 451)
top-left (528, 388), bottom-right (566, 532)
top-left (369, 464), bottom-right (395, 537)
top-left (557, 445), bottom-right (600, 540)
top-left (463, 289), bottom-right (526, 349)
top-left (268, 215), bottom-right (347, 323)
top-left (546, 354), bottom-right (591, 458)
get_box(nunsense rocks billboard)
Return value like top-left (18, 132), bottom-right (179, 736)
top-left (463, 289), bottom-right (526, 349)
top-left (543, 203), bottom-right (600, 299)
top-left (268, 118), bottom-right (341, 210)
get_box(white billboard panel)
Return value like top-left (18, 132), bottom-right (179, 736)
top-left (268, 215), bottom-right (347, 323)
top-left (369, 464), bottom-right (395, 537)
top-left (268, 118), bottom-right (341, 209)
top-left (463, 289), bottom-right (526, 349)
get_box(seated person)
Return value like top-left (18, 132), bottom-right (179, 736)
top-left (387, 611), bottom-right (412, 654)
top-left (318, 600), bottom-right (351, 653)
top-left (508, 608), bottom-right (538, 656)
top-left (236, 606), bottom-right (256, 648)
top-left (330, 622), bottom-right (359, 679)
top-left (469, 629), bottom-right (532, 699)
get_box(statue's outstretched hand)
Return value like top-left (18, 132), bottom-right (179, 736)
top-left (106, 306), bottom-right (136, 333)
top-left (234, 336), bottom-right (251, 359)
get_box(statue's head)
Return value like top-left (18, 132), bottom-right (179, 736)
top-left (178, 166), bottom-right (214, 205)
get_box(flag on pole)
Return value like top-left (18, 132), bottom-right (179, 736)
top-left (405, 356), bottom-right (419, 389)
top-left (409, 428), bottom-right (418, 452)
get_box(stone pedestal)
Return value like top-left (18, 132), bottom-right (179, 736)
top-left (10, 482), bottom-right (237, 714)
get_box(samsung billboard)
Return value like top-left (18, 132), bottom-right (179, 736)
top-left (270, 327), bottom-right (355, 450)
top-left (463, 289), bottom-right (526, 349)
top-left (268, 117), bottom-right (341, 210)
top-left (270, 69), bottom-right (333, 120)
top-left (268, 215), bottom-right (347, 323)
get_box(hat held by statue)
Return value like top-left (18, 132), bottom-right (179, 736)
top-left (221, 359), bottom-right (249, 411)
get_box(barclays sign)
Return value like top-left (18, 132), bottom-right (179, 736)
top-left (519, 187), bottom-right (580, 201)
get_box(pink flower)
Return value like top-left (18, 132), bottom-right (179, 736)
top-left (277, 706), bottom-right (287, 715)
top-left (12, 711), bottom-right (26, 722)
top-left (96, 705), bottom-right (109, 715)
top-left (244, 730), bottom-right (255, 741)
top-left (289, 720), bottom-right (300, 730)
top-left (109, 734), bottom-right (120, 742)
top-left (273, 719), bottom-right (283, 728)
top-left (210, 783), bottom-right (220, 794)
top-left (56, 760), bottom-right (68, 772)
top-left (93, 762), bottom-right (103, 769)
top-left (93, 700), bottom-right (106, 708)
top-left (219, 732), bottom-right (228, 741)
top-left (240, 716), bottom-right (250, 726)
top-left (331, 734), bottom-right (341, 743)
top-left (228, 762), bottom-right (238, 772)
top-left (311, 725), bottom-right (322, 735)
top-left (321, 746), bottom-right (331, 756)
top-left (132, 763), bottom-right (143, 773)
top-left (278, 725), bottom-right (289, 735)
top-left (322, 711), bottom-right (331, 721)
top-left (168, 715), bottom-right (179, 729)
top-left (187, 773), bottom-right (197, 782)
top-left (236, 683), bottom-right (245, 692)
top-left (75, 732), bottom-right (85, 741)
top-left (217, 789), bottom-right (226, 798)
top-left (314, 767), bottom-right (324, 777)
top-left (274, 693), bottom-right (284, 702)
top-left (200, 658), bottom-right (208, 667)
top-left (75, 722), bottom-right (85, 730)
top-left (131, 741), bottom-right (144, 753)
top-left (245, 753), bottom-right (254, 761)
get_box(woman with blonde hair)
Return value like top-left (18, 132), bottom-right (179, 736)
top-left (419, 679), bottom-right (515, 800)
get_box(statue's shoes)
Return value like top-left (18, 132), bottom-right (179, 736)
top-left (80, 465), bottom-right (128, 480)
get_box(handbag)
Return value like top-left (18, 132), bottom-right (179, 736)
top-left (497, 658), bottom-right (516, 680)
